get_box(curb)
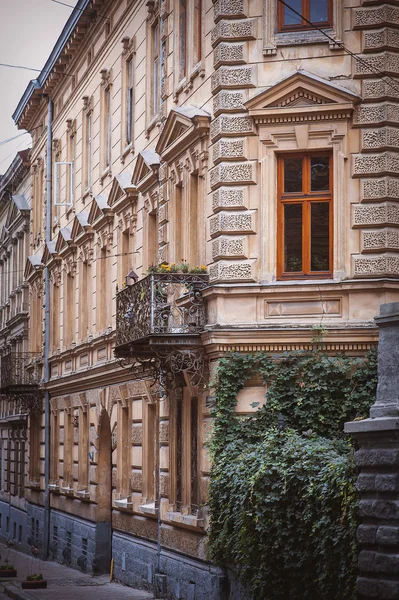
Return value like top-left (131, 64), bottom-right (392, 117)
top-left (3, 585), bottom-right (36, 600)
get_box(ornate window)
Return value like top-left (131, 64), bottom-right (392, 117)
top-left (100, 69), bottom-right (112, 178)
top-left (277, 153), bottom-right (333, 279)
top-left (174, 0), bottom-right (203, 97)
top-left (121, 36), bottom-right (136, 157)
top-left (82, 96), bottom-right (93, 193)
top-left (277, 0), bottom-right (332, 32)
top-left (169, 386), bottom-right (200, 516)
top-left (152, 20), bottom-right (161, 120)
top-left (264, 0), bottom-right (342, 55)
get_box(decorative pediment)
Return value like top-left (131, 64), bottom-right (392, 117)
top-left (246, 70), bottom-right (360, 124)
top-left (25, 254), bottom-right (43, 281)
top-left (55, 227), bottom-right (75, 256)
top-left (108, 173), bottom-right (137, 212)
top-left (5, 194), bottom-right (30, 230)
top-left (0, 226), bottom-right (8, 246)
top-left (88, 195), bottom-right (114, 230)
top-left (41, 241), bottom-right (59, 266)
top-left (132, 150), bottom-right (160, 194)
top-left (71, 211), bottom-right (93, 244)
top-left (155, 106), bottom-right (211, 162)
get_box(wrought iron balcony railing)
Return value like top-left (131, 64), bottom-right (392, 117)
top-left (115, 273), bottom-right (209, 356)
top-left (0, 352), bottom-right (41, 393)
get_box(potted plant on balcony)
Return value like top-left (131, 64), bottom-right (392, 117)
top-left (22, 573), bottom-right (47, 589)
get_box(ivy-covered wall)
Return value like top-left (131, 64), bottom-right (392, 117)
top-left (208, 349), bottom-right (378, 600)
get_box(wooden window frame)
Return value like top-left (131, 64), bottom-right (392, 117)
top-left (277, 0), bottom-right (333, 33)
top-left (277, 152), bottom-right (333, 280)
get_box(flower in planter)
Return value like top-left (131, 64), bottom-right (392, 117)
top-left (27, 573), bottom-right (44, 581)
top-left (0, 563), bottom-right (15, 570)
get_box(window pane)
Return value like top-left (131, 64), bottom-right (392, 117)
top-left (311, 203), bottom-right (330, 271)
top-left (283, 0), bottom-right (302, 26)
top-left (284, 157), bottom-right (302, 193)
top-left (284, 204), bottom-right (302, 272)
top-left (310, 0), bottom-right (328, 23)
top-left (310, 156), bottom-right (330, 191)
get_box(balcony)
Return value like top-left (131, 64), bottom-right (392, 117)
top-left (0, 352), bottom-right (41, 394)
top-left (115, 273), bottom-right (209, 357)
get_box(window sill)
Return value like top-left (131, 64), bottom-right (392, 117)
top-left (82, 187), bottom-right (92, 203)
top-left (139, 501), bottom-right (159, 517)
top-left (121, 142), bottom-right (134, 163)
top-left (100, 166), bottom-right (112, 184)
top-left (146, 114), bottom-right (160, 138)
top-left (275, 29), bottom-right (338, 48)
top-left (165, 510), bottom-right (204, 529)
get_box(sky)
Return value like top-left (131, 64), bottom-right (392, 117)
top-left (0, 0), bottom-right (74, 174)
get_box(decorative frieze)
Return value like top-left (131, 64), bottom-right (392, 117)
top-left (353, 152), bottom-right (399, 177)
top-left (158, 224), bottom-right (167, 244)
top-left (362, 127), bottom-right (399, 151)
top-left (363, 28), bottom-right (399, 53)
top-left (213, 0), bottom-right (247, 23)
top-left (158, 203), bottom-right (168, 224)
top-left (211, 18), bottom-right (256, 48)
top-left (213, 90), bottom-right (246, 115)
top-left (354, 5), bottom-right (399, 30)
top-left (209, 161), bottom-right (257, 189)
top-left (213, 42), bottom-right (246, 68)
top-left (212, 187), bottom-right (247, 211)
top-left (362, 228), bottom-right (399, 252)
top-left (212, 138), bottom-right (246, 164)
top-left (363, 79), bottom-right (399, 101)
top-left (354, 52), bottom-right (399, 78)
top-left (354, 103), bottom-right (399, 127)
top-left (210, 114), bottom-right (254, 141)
top-left (158, 244), bottom-right (168, 264)
top-left (353, 254), bottom-right (399, 277)
top-left (362, 177), bottom-right (399, 202)
top-left (212, 236), bottom-right (247, 259)
top-left (209, 210), bottom-right (255, 237)
top-left (209, 259), bottom-right (254, 282)
top-left (211, 65), bottom-right (256, 94)
top-left (353, 203), bottom-right (399, 227)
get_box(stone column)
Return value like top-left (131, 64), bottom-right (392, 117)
top-left (345, 302), bottom-right (399, 600)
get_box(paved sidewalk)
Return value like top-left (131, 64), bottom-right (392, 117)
top-left (0, 543), bottom-right (154, 600)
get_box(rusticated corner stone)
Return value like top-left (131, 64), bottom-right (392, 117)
top-left (357, 525), bottom-right (378, 545)
top-left (355, 449), bottom-right (399, 467)
top-left (359, 550), bottom-right (377, 572)
top-left (358, 577), bottom-right (379, 597)
top-left (376, 526), bottom-right (399, 547)
top-left (357, 473), bottom-right (377, 492)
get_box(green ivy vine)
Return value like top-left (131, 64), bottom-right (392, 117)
top-left (208, 348), bottom-right (377, 600)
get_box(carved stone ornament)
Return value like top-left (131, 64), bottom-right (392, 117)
top-left (97, 228), bottom-right (113, 251)
top-left (64, 257), bottom-right (77, 277)
top-left (52, 138), bottom-right (61, 155)
top-left (122, 35), bottom-right (136, 59)
top-left (100, 68), bottom-right (112, 88)
top-left (66, 118), bottom-right (77, 136)
top-left (79, 243), bottom-right (94, 265)
top-left (82, 95), bottom-right (94, 114)
top-left (49, 265), bottom-right (62, 287)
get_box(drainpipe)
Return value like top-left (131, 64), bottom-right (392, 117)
top-left (42, 96), bottom-right (53, 560)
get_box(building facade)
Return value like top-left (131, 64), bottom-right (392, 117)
top-left (3, 0), bottom-right (399, 598)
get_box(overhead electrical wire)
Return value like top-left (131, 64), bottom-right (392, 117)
top-left (277, 0), bottom-right (399, 97)
top-left (51, 0), bottom-right (110, 22)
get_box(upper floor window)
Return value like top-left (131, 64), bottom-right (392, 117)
top-left (152, 21), bottom-right (161, 119)
top-left (178, 0), bottom-right (187, 81)
top-left (126, 58), bottom-right (134, 145)
top-left (278, 0), bottom-right (332, 32)
top-left (277, 153), bottom-right (332, 280)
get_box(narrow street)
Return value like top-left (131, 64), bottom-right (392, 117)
top-left (0, 543), bottom-right (153, 600)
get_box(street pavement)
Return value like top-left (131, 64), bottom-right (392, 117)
top-left (0, 543), bottom-right (154, 600)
